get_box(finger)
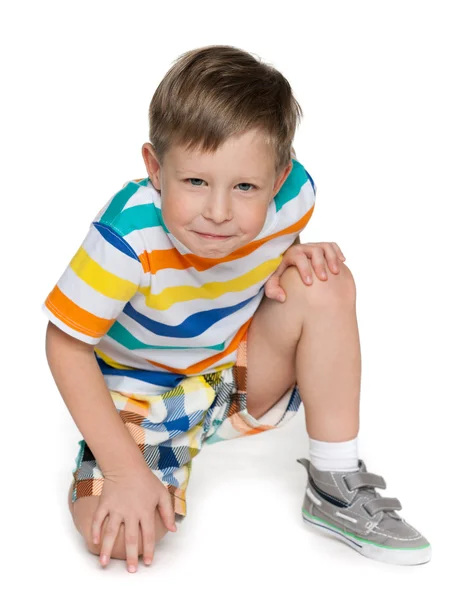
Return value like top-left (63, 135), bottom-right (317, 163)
top-left (314, 243), bottom-right (343, 273)
top-left (124, 518), bottom-right (140, 573)
top-left (321, 244), bottom-right (341, 275)
top-left (291, 253), bottom-right (314, 285)
top-left (99, 513), bottom-right (122, 568)
top-left (264, 276), bottom-right (283, 301)
top-left (91, 503), bottom-right (109, 545)
top-left (140, 516), bottom-right (156, 566)
top-left (157, 491), bottom-right (177, 533)
top-left (310, 248), bottom-right (329, 280)
top-left (264, 258), bottom-right (291, 300)
top-left (331, 242), bottom-right (346, 261)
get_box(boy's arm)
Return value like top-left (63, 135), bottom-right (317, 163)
top-left (46, 322), bottom-right (148, 474)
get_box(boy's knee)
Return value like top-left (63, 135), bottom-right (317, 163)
top-left (86, 518), bottom-right (169, 561)
top-left (71, 496), bottom-right (169, 560)
top-left (280, 263), bottom-right (356, 307)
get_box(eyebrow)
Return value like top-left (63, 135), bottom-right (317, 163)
top-left (175, 170), bottom-right (265, 183)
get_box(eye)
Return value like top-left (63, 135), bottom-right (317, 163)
top-left (187, 178), bottom-right (204, 186)
top-left (185, 179), bottom-right (255, 191)
top-left (237, 183), bottom-right (255, 192)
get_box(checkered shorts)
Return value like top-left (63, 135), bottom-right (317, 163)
top-left (71, 334), bottom-right (302, 517)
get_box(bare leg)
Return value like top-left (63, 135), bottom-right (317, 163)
top-left (246, 263), bottom-right (360, 441)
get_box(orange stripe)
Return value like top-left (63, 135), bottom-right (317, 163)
top-left (146, 319), bottom-right (252, 375)
top-left (138, 206), bottom-right (314, 274)
top-left (45, 286), bottom-right (114, 338)
top-left (138, 250), bottom-right (151, 273)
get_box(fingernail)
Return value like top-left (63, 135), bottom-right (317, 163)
top-left (128, 565), bottom-right (136, 573)
top-left (100, 554), bottom-right (108, 565)
top-left (321, 271), bottom-right (327, 279)
top-left (278, 294), bottom-right (285, 302)
top-left (305, 276), bottom-right (312, 284)
top-left (144, 559), bottom-right (152, 566)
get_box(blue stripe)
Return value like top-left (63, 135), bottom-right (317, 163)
top-left (96, 356), bottom-right (184, 387)
top-left (304, 168), bottom-right (316, 194)
top-left (93, 222), bottom-right (140, 260)
top-left (123, 294), bottom-right (256, 339)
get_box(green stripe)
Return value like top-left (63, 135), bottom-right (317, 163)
top-left (274, 159), bottom-right (309, 212)
top-left (100, 180), bottom-right (169, 234)
top-left (107, 321), bottom-right (225, 351)
top-left (302, 509), bottom-right (430, 551)
top-left (108, 204), bottom-right (169, 235)
top-left (100, 182), bottom-right (141, 224)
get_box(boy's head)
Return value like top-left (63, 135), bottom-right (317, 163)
top-left (142, 45), bottom-right (303, 258)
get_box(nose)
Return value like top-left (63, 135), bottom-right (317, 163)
top-left (202, 192), bottom-right (233, 224)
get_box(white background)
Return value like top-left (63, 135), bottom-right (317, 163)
top-left (1, 0), bottom-right (449, 597)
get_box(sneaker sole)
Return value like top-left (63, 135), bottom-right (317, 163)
top-left (302, 509), bottom-right (431, 566)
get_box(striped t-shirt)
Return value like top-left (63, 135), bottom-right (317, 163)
top-left (43, 157), bottom-right (316, 396)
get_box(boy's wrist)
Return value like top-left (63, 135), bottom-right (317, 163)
top-left (99, 440), bottom-right (150, 476)
top-left (101, 458), bottom-right (155, 481)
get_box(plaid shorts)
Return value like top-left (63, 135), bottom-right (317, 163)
top-left (71, 334), bottom-right (302, 517)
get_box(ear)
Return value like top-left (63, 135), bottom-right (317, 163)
top-left (142, 143), bottom-right (162, 190)
top-left (272, 159), bottom-right (293, 197)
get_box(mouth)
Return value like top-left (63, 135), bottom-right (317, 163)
top-left (193, 231), bottom-right (233, 240)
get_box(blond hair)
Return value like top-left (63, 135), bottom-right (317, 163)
top-left (148, 45), bottom-right (303, 175)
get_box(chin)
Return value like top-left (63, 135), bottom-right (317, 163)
top-left (193, 246), bottom-right (235, 259)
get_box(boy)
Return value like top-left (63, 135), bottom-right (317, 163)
top-left (43, 44), bottom-right (431, 572)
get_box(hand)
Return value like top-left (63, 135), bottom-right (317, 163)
top-left (265, 242), bottom-right (346, 302)
top-left (91, 466), bottom-right (177, 572)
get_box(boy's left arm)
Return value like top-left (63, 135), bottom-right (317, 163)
top-left (264, 235), bottom-right (347, 302)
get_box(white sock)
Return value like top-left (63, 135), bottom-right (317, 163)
top-left (309, 437), bottom-right (359, 472)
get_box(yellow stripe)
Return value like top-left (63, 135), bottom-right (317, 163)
top-left (70, 247), bottom-right (138, 300)
top-left (137, 285), bottom-right (151, 296)
top-left (94, 348), bottom-right (133, 370)
top-left (213, 362), bottom-right (234, 372)
top-left (143, 257), bottom-right (282, 310)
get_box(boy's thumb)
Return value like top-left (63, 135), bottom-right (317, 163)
top-left (264, 277), bottom-right (280, 298)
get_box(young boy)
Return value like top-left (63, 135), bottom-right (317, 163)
top-left (43, 44), bottom-right (431, 572)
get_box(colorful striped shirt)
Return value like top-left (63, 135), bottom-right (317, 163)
top-left (43, 157), bottom-right (316, 396)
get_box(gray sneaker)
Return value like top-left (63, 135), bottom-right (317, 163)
top-left (297, 458), bottom-right (431, 565)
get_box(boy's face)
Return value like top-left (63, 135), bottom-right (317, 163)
top-left (142, 128), bottom-right (292, 258)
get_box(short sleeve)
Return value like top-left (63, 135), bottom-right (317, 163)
top-left (304, 168), bottom-right (317, 197)
top-left (299, 166), bottom-right (316, 235)
top-left (42, 221), bottom-right (144, 344)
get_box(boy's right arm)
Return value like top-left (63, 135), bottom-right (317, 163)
top-left (46, 322), bottom-right (177, 572)
top-left (45, 321), bottom-right (146, 474)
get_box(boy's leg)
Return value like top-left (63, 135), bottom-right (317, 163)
top-left (246, 264), bottom-right (431, 565)
top-left (246, 262), bottom-right (360, 442)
